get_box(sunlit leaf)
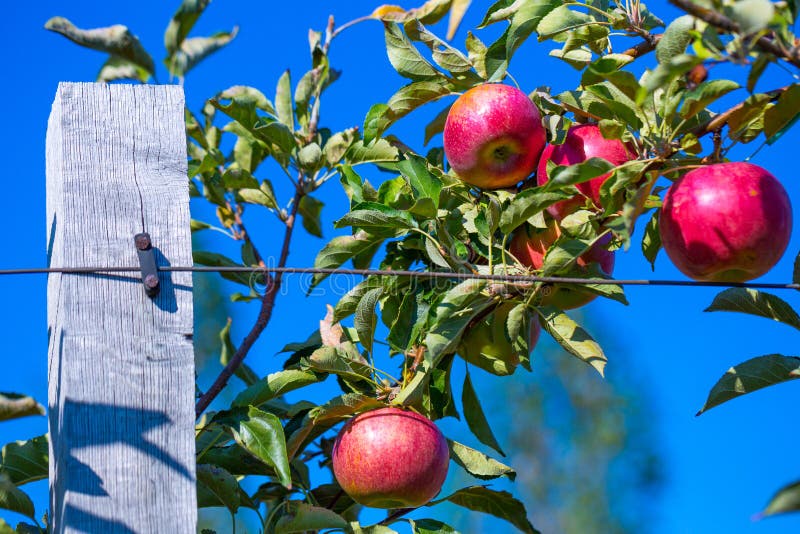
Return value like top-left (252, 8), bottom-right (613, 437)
top-left (274, 502), bottom-right (349, 533)
top-left (704, 288), bottom-right (800, 332)
top-left (229, 406), bottom-right (292, 489)
top-left (0, 394), bottom-right (44, 423)
top-left (697, 354), bottom-right (800, 415)
top-left (448, 439), bottom-right (514, 480)
top-left (431, 486), bottom-right (539, 534)
top-left (537, 306), bottom-right (606, 376)
top-left (233, 370), bottom-right (322, 408)
top-left (44, 17), bottom-right (155, 75)
top-left (0, 435), bottom-right (48, 486)
top-left (759, 480), bottom-right (800, 518)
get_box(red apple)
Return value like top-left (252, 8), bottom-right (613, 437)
top-left (459, 303), bottom-right (541, 375)
top-left (509, 219), bottom-right (615, 309)
top-left (332, 407), bottom-right (449, 508)
top-left (443, 84), bottom-right (546, 189)
top-left (659, 162), bottom-right (792, 282)
top-left (537, 124), bottom-right (635, 218)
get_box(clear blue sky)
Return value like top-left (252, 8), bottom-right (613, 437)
top-left (3, 1), bottom-right (800, 532)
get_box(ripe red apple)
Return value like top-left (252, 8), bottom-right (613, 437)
top-left (659, 162), bottom-right (792, 282)
top-left (332, 407), bottom-right (449, 508)
top-left (537, 124), bottom-right (635, 218)
top-left (509, 219), bottom-right (615, 309)
top-left (443, 84), bottom-right (546, 189)
top-left (459, 303), bottom-right (541, 375)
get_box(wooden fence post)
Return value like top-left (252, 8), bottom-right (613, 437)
top-left (46, 82), bottom-right (196, 533)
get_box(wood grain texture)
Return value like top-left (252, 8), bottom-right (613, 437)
top-left (46, 82), bottom-right (196, 533)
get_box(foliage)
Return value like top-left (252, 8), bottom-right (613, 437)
top-left (26, 0), bottom-right (800, 531)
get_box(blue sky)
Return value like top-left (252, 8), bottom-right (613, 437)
top-left (3, 1), bottom-right (800, 532)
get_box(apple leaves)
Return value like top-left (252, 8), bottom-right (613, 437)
top-left (705, 288), bottom-right (800, 332)
top-left (697, 354), bottom-right (800, 415)
top-left (430, 486), bottom-right (540, 534)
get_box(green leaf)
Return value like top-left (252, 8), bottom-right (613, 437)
top-left (233, 370), bottom-right (322, 408)
top-left (44, 17), bottom-right (155, 75)
top-left (0, 435), bottom-right (48, 486)
top-left (230, 406), bottom-right (292, 489)
top-left (333, 277), bottom-right (386, 322)
top-left (536, 6), bottom-right (591, 38)
top-left (253, 120), bottom-right (297, 154)
top-left (275, 70), bottom-right (295, 131)
top-left (656, 15), bottom-right (694, 64)
top-left (424, 105), bottom-right (452, 145)
top-left (335, 202), bottom-right (417, 236)
top-left (304, 345), bottom-right (373, 384)
top-left (213, 85), bottom-right (275, 128)
top-left (405, 20), bottom-right (473, 73)
top-left (372, 80), bottom-right (457, 139)
top-left (0, 474), bottom-right (34, 520)
top-left (236, 187), bottom-right (277, 209)
top-left (680, 80), bottom-right (740, 118)
top-left (355, 288), bottom-right (383, 354)
top-left (384, 22), bottom-right (442, 80)
top-left (760, 480), bottom-right (800, 518)
top-left (448, 440), bottom-right (515, 481)
top-left (274, 502), bottom-right (349, 533)
top-left (461, 373), bottom-right (505, 456)
top-left (425, 280), bottom-right (492, 362)
top-left (164, 0), bottom-right (210, 54)
top-left (98, 55), bottom-right (150, 83)
top-left (545, 157), bottom-right (616, 190)
top-left (0, 394), bottom-right (44, 423)
top-left (537, 306), bottom-right (606, 376)
top-left (323, 128), bottom-right (359, 166)
top-left (218, 319), bottom-right (258, 387)
top-left (311, 231), bottom-right (382, 288)
top-left (704, 288), bottom-right (800, 332)
top-left (299, 196), bottom-right (324, 238)
top-left (167, 28), bottom-right (238, 79)
top-left (397, 155), bottom-right (443, 208)
top-left (432, 486), bottom-right (539, 534)
top-left (193, 251), bottom-right (251, 287)
top-left (641, 209), bottom-right (661, 270)
top-left (729, 0), bottom-right (775, 34)
top-left (408, 518), bottom-right (459, 534)
top-left (499, 188), bottom-right (572, 234)
top-left (196, 464), bottom-right (241, 512)
top-left (765, 84), bottom-right (800, 143)
top-left (345, 139), bottom-right (400, 166)
top-left (697, 354), bottom-right (800, 415)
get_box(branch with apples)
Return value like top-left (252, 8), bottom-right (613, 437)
top-left (4, 0), bottom-right (797, 532)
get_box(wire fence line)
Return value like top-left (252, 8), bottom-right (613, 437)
top-left (3, 265), bottom-right (800, 290)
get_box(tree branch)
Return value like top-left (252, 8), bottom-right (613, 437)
top-left (620, 33), bottom-right (662, 59)
top-left (690, 85), bottom-right (789, 137)
top-left (669, 0), bottom-right (800, 68)
top-left (195, 187), bottom-right (304, 417)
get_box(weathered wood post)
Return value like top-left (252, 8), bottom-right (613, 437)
top-left (46, 82), bottom-right (196, 532)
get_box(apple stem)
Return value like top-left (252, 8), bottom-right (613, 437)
top-left (379, 507), bottom-right (414, 526)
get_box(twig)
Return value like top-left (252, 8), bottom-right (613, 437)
top-left (690, 85), bottom-right (789, 136)
top-left (669, 0), bottom-right (800, 68)
top-left (195, 187), bottom-right (304, 417)
top-left (620, 33), bottom-right (662, 58)
top-left (379, 507), bottom-right (414, 526)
